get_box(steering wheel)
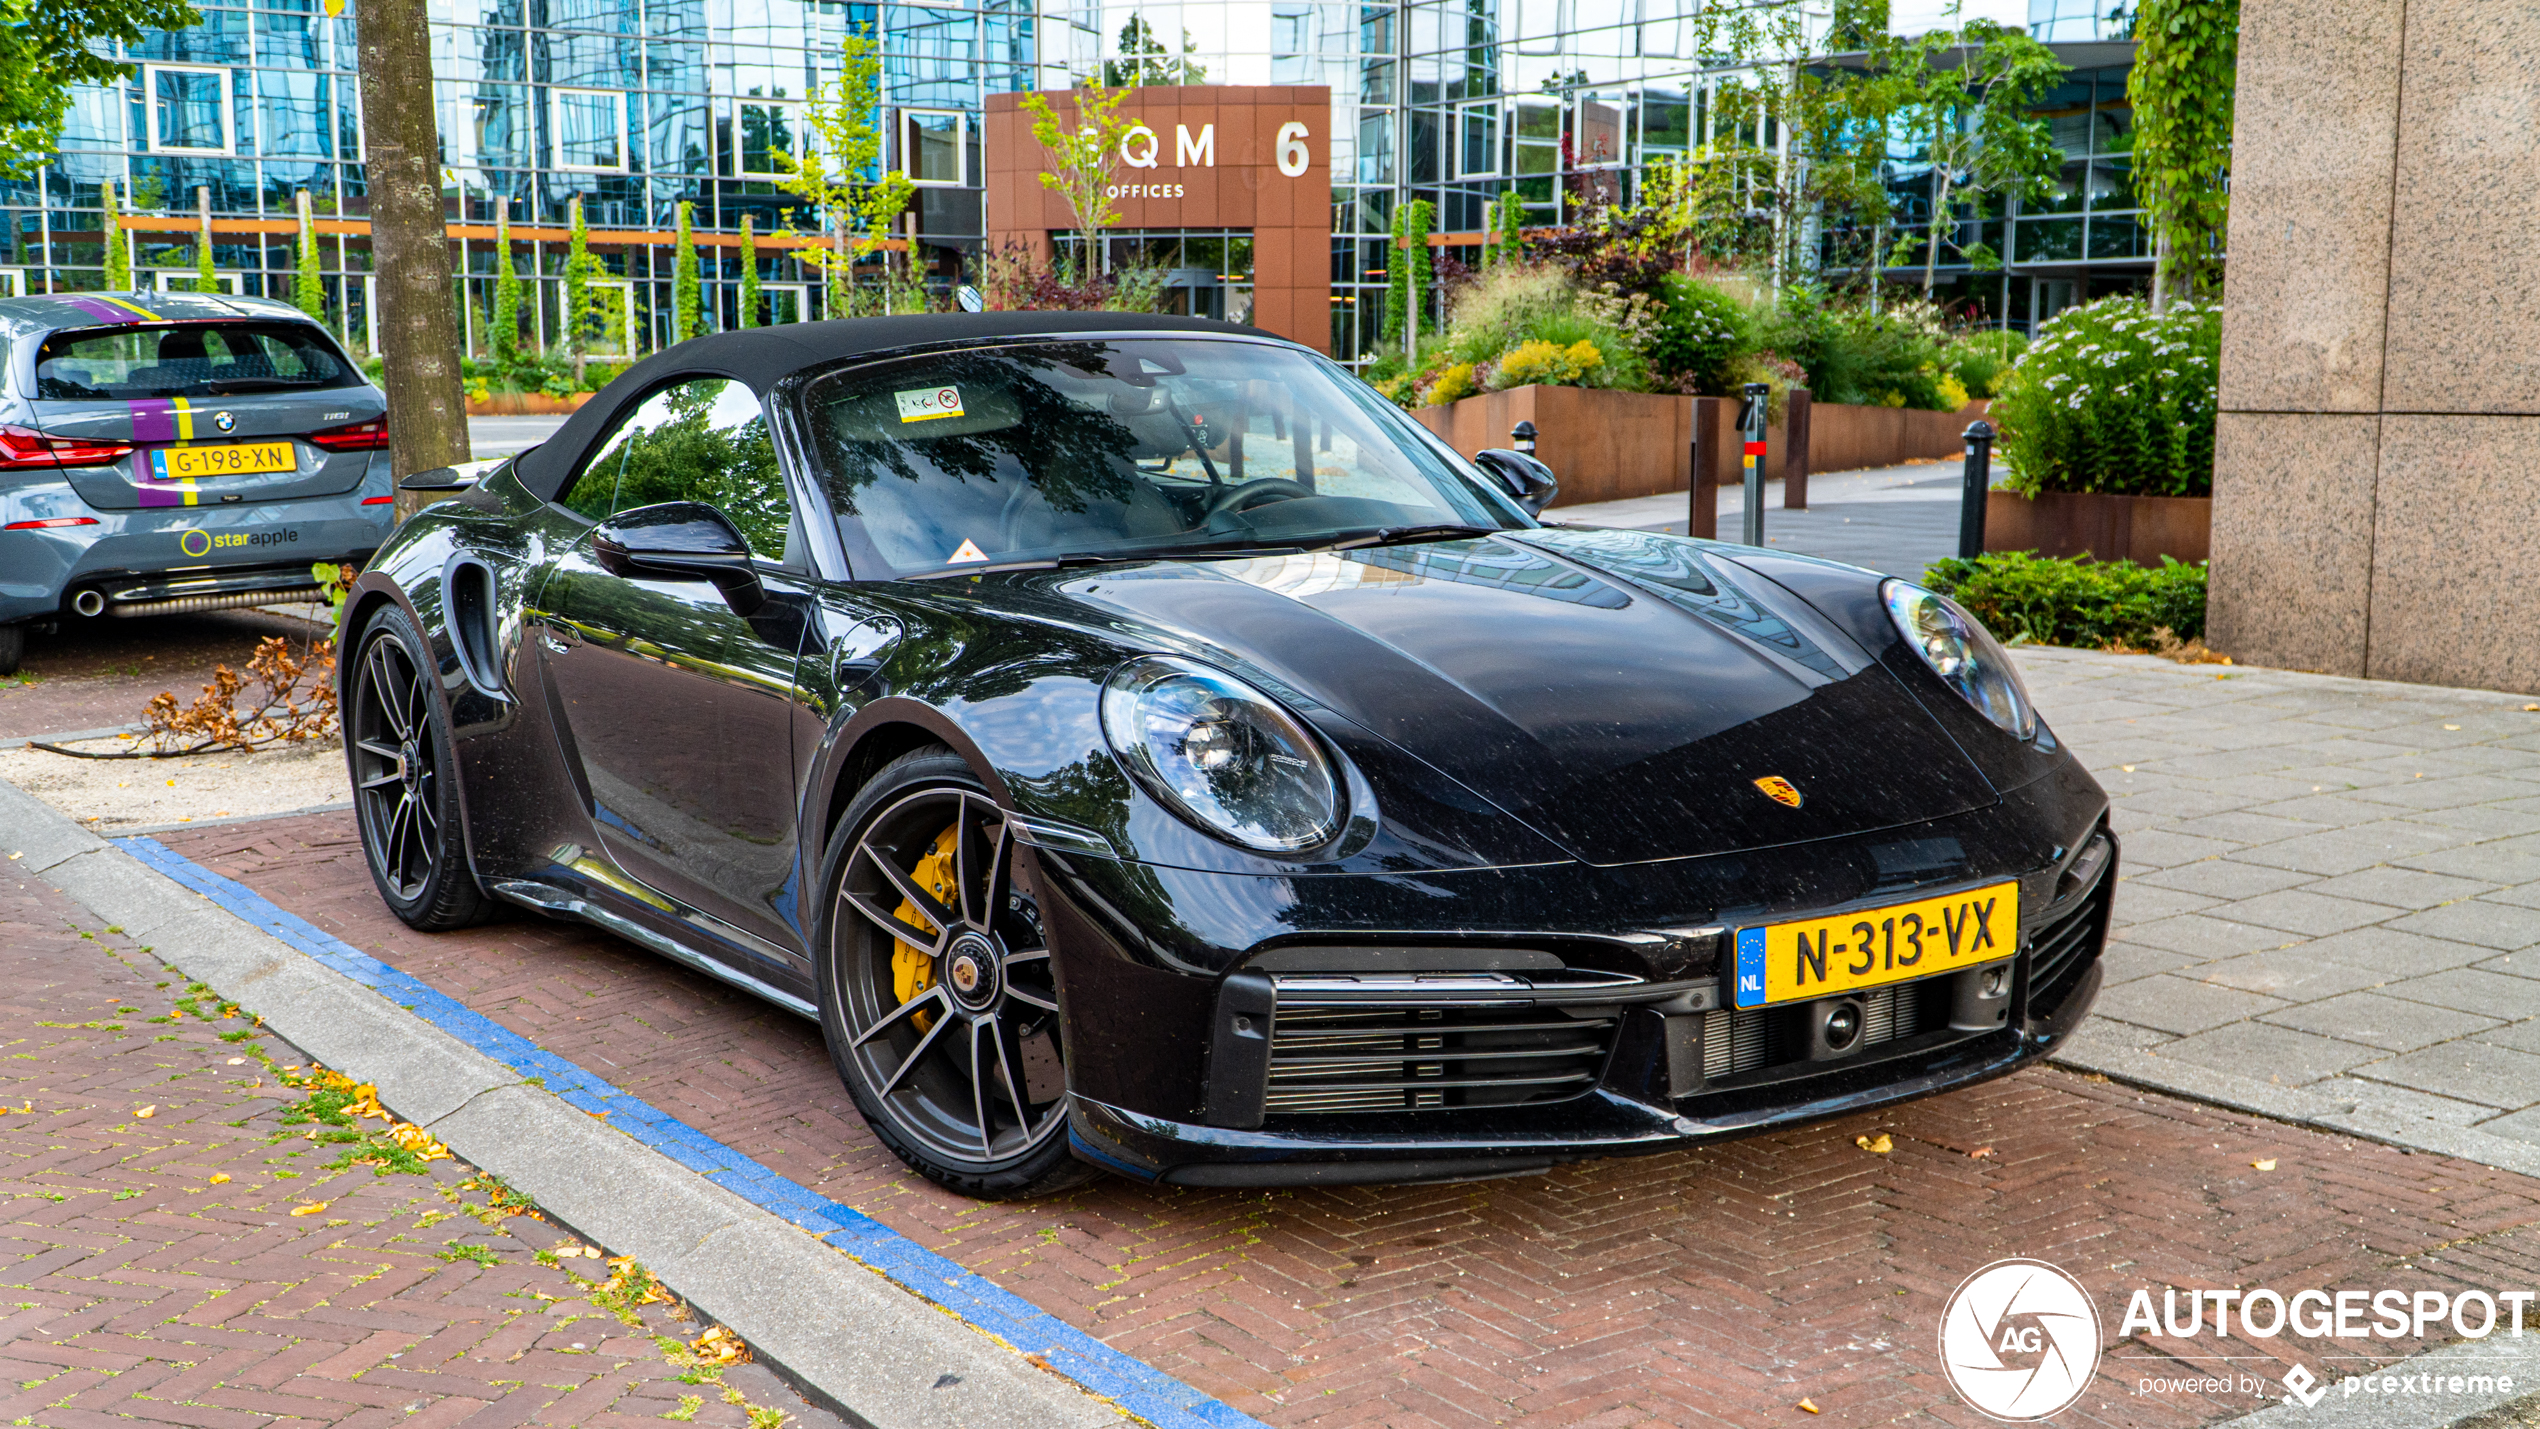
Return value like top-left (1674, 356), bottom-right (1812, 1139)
top-left (1201, 479), bottom-right (1319, 521)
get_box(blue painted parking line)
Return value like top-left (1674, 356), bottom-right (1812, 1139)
top-left (116, 836), bottom-right (1263, 1429)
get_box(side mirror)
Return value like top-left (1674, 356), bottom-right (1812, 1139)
top-left (592, 500), bottom-right (765, 615)
top-left (1472, 448), bottom-right (1559, 516)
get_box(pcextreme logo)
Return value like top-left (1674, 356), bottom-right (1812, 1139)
top-left (1939, 1259), bottom-right (2102, 1421)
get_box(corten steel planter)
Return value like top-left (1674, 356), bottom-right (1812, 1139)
top-left (465, 391), bottom-right (596, 416)
top-left (1983, 490), bottom-right (2213, 565)
top-left (1412, 386), bottom-right (1989, 509)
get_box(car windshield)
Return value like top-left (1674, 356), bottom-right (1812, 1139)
top-left (34, 322), bottom-right (362, 400)
top-left (800, 337), bottom-right (1527, 577)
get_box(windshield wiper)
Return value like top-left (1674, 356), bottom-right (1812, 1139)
top-left (1324, 523), bottom-right (1503, 551)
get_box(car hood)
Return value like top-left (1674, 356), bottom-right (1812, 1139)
top-left (1052, 528), bottom-right (1999, 867)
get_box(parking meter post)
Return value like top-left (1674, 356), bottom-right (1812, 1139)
top-left (1958, 419), bottom-right (1996, 560)
top-left (1740, 383), bottom-right (1769, 547)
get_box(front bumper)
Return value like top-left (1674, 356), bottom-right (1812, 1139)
top-left (1065, 828), bottom-right (2113, 1187)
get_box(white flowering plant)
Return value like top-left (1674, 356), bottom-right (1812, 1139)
top-left (1991, 296), bottom-right (2220, 498)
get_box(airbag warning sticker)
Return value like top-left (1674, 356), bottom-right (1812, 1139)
top-left (896, 386), bottom-right (964, 423)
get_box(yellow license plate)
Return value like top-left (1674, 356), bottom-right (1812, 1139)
top-left (1732, 882), bottom-right (2019, 1008)
top-left (151, 441), bottom-right (296, 481)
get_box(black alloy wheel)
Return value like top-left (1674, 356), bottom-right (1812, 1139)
top-left (348, 607), bottom-right (491, 931)
top-left (818, 749), bottom-right (1089, 1199)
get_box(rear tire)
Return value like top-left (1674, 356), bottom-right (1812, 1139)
top-left (347, 605), bottom-right (492, 931)
top-left (0, 623), bottom-right (21, 677)
top-left (815, 748), bottom-right (1094, 1200)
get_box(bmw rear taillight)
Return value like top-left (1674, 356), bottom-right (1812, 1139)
top-left (308, 417), bottom-right (391, 452)
top-left (0, 425), bottom-right (133, 471)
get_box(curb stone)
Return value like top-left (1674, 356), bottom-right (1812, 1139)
top-left (0, 772), bottom-right (1210, 1429)
top-left (2219, 1336), bottom-right (2540, 1427)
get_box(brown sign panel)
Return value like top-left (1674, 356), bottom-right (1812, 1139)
top-left (983, 85), bottom-right (1332, 353)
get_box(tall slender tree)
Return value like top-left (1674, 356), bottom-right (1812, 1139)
top-left (360, 0), bottom-right (470, 521)
top-left (737, 215), bottom-right (761, 328)
top-left (562, 195), bottom-right (603, 384)
top-left (1018, 79), bottom-right (1135, 285)
top-left (101, 180), bottom-right (131, 291)
top-left (491, 207), bottom-right (521, 364)
top-left (672, 200), bottom-right (701, 343)
top-left (2130, 0), bottom-right (2239, 308)
top-left (293, 189), bottom-right (325, 320)
top-left (776, 31), bottom-right (914, 311)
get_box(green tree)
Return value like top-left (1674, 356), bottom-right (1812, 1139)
top-left (774, 30), bottom-right (915, 313)
top-left (191, 235), bottom-right (216, 293)
top-left (1382, 199), bottom-right (1433, 353)
top-left (737, 214), bottom-right (760, 327)
top-left (1495, 190), bottom-right (1524, 265)
top-left (0, 0), bottom-right (199, 177)
top-left (1883, 21), bottom-right (2069, 295)
top-left (491, 209), bottom-right (522, 363)
top-left (1019, 79), bottom-right (1139, 284)
top-left (101, 180), bottom-right (131, 291)
top-left (1103, 15), bottom-right (1208, 86)
top-left (672, 200), bottom-right (701, 343)
top-left (562, 195), bottom-right (605, 383)
top-left (2129, 0), bottom-right (2239, 308)
top-left (293, 190), bottom-right (324, 320)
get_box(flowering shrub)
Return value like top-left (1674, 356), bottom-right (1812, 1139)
top-left (1646, 272), bottom-right (1747, 395)
top-left (1991, 297), bottom-right (2220, 498)
top-left (1421, 362), bottom-right (1478, 406)
top-left (1491, 339), bottom-right (1604, 389)
top-left (1923, 551), bottom-right (2208, 648)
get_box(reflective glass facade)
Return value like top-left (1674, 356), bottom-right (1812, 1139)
top-left (16, 0), bottom-right (2139, 359)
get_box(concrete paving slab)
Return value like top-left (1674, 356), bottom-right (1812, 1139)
top-left (2225, 888), bottom-right (2419, 936)
top-left (2156, 1021), bottom-right (2384, 1084)
top-left (2391, 901), bottom-right (2540, 950)
top-left (2262, 991), bottom-right (2505, 1052)
top-left (2350, 1042), bottom-right (2540, 1110)
top-left (2193, 949), bottom-right (2395, 1002)
top-left (2307, 867), bottom-right (2505, 909)
top-left (2089, 974), bottom-right (2293, 1035)
top-left (2390, 969), bottom-right (2540, 1021)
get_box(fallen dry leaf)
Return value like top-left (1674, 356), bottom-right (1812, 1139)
top-left (2120, 764), bottom-right (2135, 773)
top-left (2252, 1158), bottom-right (2277, 1171)
top-left (208, 1173), bottom-right (230, 1185)
top-left (289, 1201), bottom-right (328, 1216)
top-left (225, 1057), bottom-right (245, 1066)
top-left (689, 1325), bottom-right (750, 1366)
top-left (2446, 725), bottom-right (2462, 731)
top-left (1798, 1398), bottom-right (1821, 1414)
top-left (1855, 1133), bottom-right (1893, 1155)
top-left (1969, 1146), bottom-right (1995, 1159)
top-left (135, 1106), bottom-right (155, 1119)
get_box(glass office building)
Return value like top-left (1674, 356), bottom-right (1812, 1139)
top-left (13, 0), bottom-right (2142, 362)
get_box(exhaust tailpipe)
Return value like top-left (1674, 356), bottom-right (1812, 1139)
top-left (70, 589), bottom-right (104, 617)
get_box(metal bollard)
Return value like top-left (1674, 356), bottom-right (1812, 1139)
top-left (1512, 419), bottom-right (1537, 456)
top-left (1739, 383), bottom-right (1769, 547)
top-left (1957, 419), bottom-right (1996, 560)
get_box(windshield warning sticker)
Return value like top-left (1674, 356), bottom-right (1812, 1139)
top-left (896, 386), bottom-right (964, 423)
top-left (947, 539), bottom-right (989, 564)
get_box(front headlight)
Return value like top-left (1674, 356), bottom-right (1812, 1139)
top-left (1100, 656), bottom-right (1343, 853)
top-left (1883, 581), bottom-right (2039, 741)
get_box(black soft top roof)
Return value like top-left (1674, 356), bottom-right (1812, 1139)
top-left (512, 310), bottom-right (1265, 501)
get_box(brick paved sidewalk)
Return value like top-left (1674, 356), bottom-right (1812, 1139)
top-left (0, 866), bottom-right (840, 1429)
top-left (2021, 649), bottom-right (2540, 1150)
top-left (151, 810), bottom-right (2540, 1429)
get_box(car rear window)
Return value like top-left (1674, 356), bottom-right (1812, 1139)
top-left (34, 322), bottom-right (361, 400)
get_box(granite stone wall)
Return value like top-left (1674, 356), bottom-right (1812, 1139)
top-left (2210, 0), bottom-right (2540, 690)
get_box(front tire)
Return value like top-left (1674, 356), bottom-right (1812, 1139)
top-left (816, 749), bottom-right (1091, 1199)
top-left (347, 606), bottom-right (491, 931)
top-left (0, 622), bottom-right (22, 676)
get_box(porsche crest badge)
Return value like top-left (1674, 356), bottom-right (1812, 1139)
top-left (1753, 776), bottom-right (1803, 809)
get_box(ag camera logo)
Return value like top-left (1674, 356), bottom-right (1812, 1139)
top-left (1940, 1259), bottom-right (2102, 1421)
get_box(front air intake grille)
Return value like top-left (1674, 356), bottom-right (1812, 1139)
top-left (1700, 979), bottom-right (1945, 1081)
top-left (2029, 861), bottom-right (2113, 1006)
top-left (1263, 1004), bottom-right (1621, 1114)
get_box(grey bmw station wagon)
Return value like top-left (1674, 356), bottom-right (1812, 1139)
top-left (0, 290), bottom-right (395, 673)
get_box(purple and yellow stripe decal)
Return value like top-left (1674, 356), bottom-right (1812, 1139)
top-left (134, 479), bottom-right (200, 509)
top-left (59, 295), bottom-right (162, 325)
top-left (131, 396), bottom-right (194, 447)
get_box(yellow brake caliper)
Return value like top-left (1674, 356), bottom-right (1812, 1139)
top-left (892, 824), bottom-right (961, 1030)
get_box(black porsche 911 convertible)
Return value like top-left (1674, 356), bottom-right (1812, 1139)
top-left (345, 312), bottom-right (2111, 1198)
